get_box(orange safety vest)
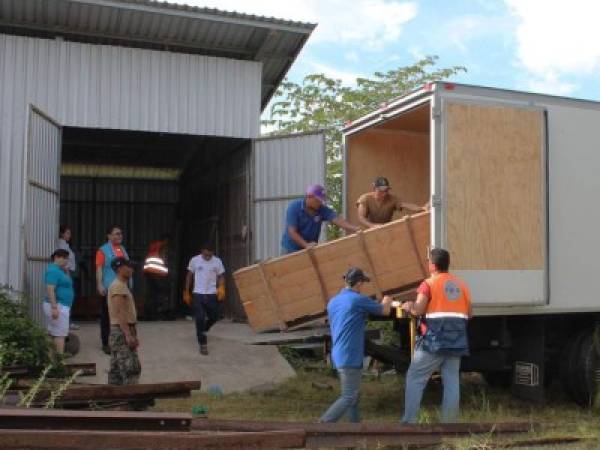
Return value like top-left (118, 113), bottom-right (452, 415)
top-left (420, 272), bottom-right (471, 355)
top-left (143, 240), bottom-right (168, 277)
top-left (424, 273), bottom-right (471, 320)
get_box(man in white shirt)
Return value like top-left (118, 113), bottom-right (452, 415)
top-left (184, 243), bottom-right (225, 355)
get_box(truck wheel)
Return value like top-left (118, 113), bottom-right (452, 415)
top-left (482, 371), bottom-right (512, 388)
top-left (559, 329), bottom-right (599, 407)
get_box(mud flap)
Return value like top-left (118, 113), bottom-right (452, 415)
top-left (511, 317), bottom-right (545, 402)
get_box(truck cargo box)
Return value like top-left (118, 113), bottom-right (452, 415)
top-left (234, 212), bottom-right (429, 332)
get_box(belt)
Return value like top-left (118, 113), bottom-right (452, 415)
top-left (111, 324), bottom-right (137, 328)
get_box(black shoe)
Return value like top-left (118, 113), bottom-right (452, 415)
top-left (102, 345), bottom-right (111, 355)
top-left (199, 345), bottom-right (208, 355)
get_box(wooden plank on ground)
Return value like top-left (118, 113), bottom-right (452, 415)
top-left (0, 408), bottom-right (192, 431)
top-left (191, 418), bottom-right (536, 434)
top-left (7, 381), bottom-right (201, 403)
top-left (0, 429), bottom-right (306, 449)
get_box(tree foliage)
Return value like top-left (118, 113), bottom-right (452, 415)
top-left (262, 56), bottom-right (465, 236)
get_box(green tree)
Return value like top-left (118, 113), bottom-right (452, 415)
top-left (263, 56), bottom-right (465, 237)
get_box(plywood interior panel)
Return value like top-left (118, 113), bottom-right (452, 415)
top-left (345, 105), bottom-right (430, 225)
top-left (445, 102), bottom-right (543, 270)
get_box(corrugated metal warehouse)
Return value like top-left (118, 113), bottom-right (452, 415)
top-left (0, 0), bottom-right (325, 322)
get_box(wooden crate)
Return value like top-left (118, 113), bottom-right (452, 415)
top-left (234, 212), bottom-right (430, 332)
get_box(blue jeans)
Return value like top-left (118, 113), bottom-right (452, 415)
top-left (192, 294), bottom-right (219, 346)
top-left (402, 347), bottom-right (461, 423)
top-left (319, 368), bottom-right (362, 423)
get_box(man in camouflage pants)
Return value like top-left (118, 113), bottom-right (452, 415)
top-left (107, 257), bottom-right (141, 385)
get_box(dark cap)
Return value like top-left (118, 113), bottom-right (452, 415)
top-left (343, 267), bottom-right (371, 285)
top-left (51, 249), bottom-right (69, 260)
top-left (373, 177), bottom-right (390, 189)
top-left (111, 257), bottom-right (134, 271)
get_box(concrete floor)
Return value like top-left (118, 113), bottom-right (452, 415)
top-left (68, 319), bottom-right (295, 393)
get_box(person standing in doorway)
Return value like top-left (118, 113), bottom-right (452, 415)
top-left (96, 225), bottom-right (129, 355)
top-left (400, 248), bottom-right (472, 423)
top-left (357, 177), bottom-right (428, 229)
top-left (184, 243), bottom-right (225, 355)
top-left (319, 267), bottom-right (392, 423)
top-left (57, 225), bottom-right (80, 330)
top-left (281, 184), bottom-right (360, 254)
top-left (143, 233), bottom-right (171, 320)
top-left (107, 257), bottom-right (141, 385)
top-left (43, 249), bottom-right (74, 356)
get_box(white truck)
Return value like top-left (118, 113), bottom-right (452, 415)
top-left (342, 82), bottom-right (600, 406)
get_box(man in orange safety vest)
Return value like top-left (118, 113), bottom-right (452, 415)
top-left (400, 248), bottom-right (472, 423)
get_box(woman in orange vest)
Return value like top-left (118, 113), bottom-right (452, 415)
top-left (400, 248), bottom-right (472, 423)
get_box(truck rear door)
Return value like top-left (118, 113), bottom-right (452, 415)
top-left (439, 99), bottom-right (547, 306)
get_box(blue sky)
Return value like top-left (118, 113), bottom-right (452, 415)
top-left (182, 0), bottom-right (600, 102)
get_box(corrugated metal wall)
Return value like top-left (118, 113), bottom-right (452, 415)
top-left (0, 33), bottom-right (262, 290)
top-left (60, 177), bottom-right (179, 316)
top-left (253, 133), bottom-right (326, 261)
top-left (23, 109), bottom-right (62, 324)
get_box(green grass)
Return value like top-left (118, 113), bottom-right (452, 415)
top-left (155, 370), bottom-right (600, 448)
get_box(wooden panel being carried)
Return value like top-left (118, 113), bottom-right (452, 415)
top-left (234, 212), bottom-right (429, 332)
top-left (445, 102), bottom-right (544, 270)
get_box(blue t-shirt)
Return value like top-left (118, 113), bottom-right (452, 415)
top-left (281, 198), bottom-right (337, 252)
top-left (44, 263), bottom-right (74, 308)
top-left (327, 288), bottom-right (383, 369)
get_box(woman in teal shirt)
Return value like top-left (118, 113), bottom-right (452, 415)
top-left (43, 249), bottom-right (74, 354)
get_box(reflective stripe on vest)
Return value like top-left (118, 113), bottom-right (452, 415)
top-left (425, 312), bottom-right (469, 319)
top-left (144, 260), bottom-right (168, 275)
top-left (144, 242), bottom-right (168, 276)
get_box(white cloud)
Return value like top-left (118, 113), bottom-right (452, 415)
top-left (525, 72), bottom-right (576, 96)
top-left (505, 0), bottom-right (600, 92)
top-left (178, 0), bottom-right (418, 48)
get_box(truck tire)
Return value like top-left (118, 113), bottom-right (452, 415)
top-left (559, 329), bottom-right (599, 407)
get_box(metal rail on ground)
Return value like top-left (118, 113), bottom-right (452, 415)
top-left (0, 409), bottom-right (192, 431)
top-left (0, 429), bottom-right (306, 450)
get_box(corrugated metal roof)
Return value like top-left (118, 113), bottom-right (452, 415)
top-left (0, 0), bottom-right (316, 108)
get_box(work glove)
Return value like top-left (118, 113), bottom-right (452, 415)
top-left (217, 284), bottom-right (226, 302)
top-left (183, 291), bottom-right (192, 306)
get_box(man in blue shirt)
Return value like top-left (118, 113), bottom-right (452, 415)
top-left (281, 184), bottom-right (360, 254)
top-left (319, 267), bottom-right (392, 423)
